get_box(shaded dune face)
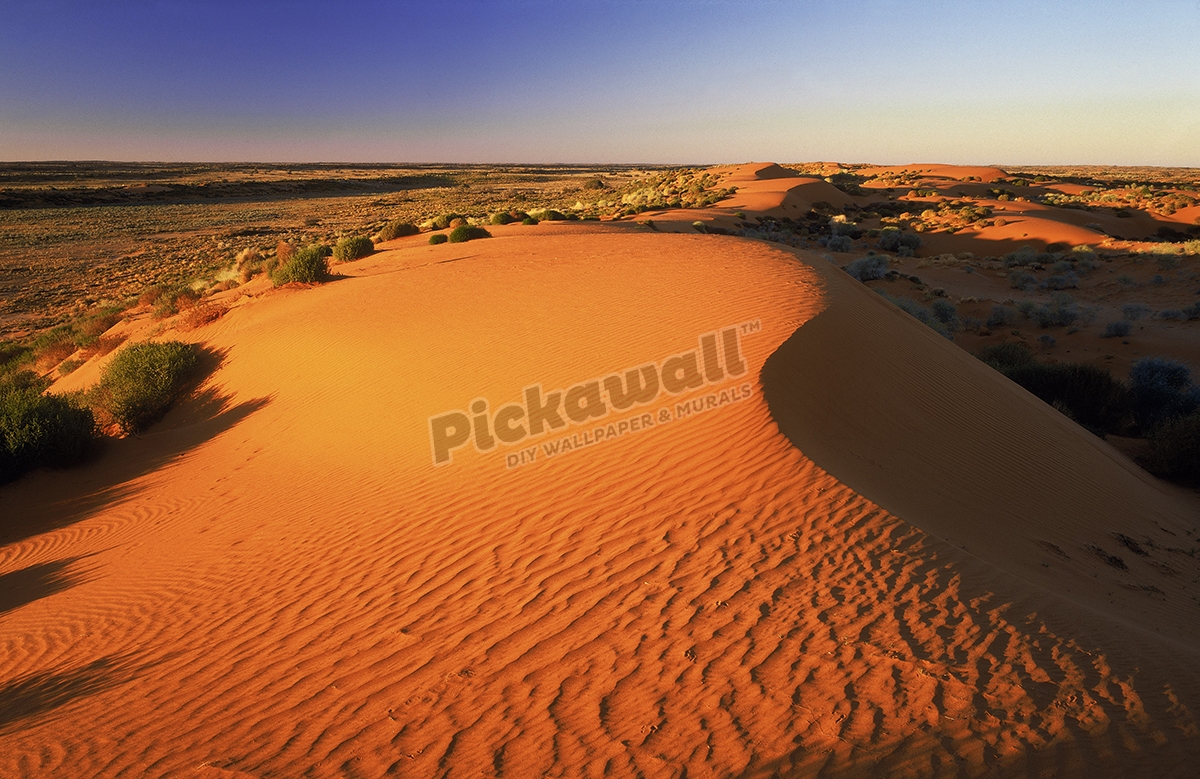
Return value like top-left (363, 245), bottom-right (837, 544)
top-left (2, 229), bottom-right (1199, 778)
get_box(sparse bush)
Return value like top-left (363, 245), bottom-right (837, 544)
top-left (333, 236), bottom-right (374, 262)
top-left (1102, 321), bottom-right (1132, 338)
top-left (429, 234), bottom-right (448, 245)
top-left (90, 341), bottom-right (200, 435)
top-left (1, 371), bottom-right (95, 484)
top-left (1004, 245), bottom-right (1039, 268)
top-left (1160, 310), bottom-right (1184, 321)
top-left (448, 225), bottom-right (492, 243)
top-left (1038, 334), bottom-right (1057, 348)
top-left (930, 299), bottom-right (959, 330)
top-left (1129, 358), bottom-right (1200, 433)
top-left (986, 305), bottom-right (1018, 329)
top-left (877, 290), bottom-right (952, 339)
top-left (272, 244), bottom-right (330, 286)
top-left (827, 235), bottom-right (852, 252)
top-left (1009, 270), bottom-right (1037, 290)
top-left (1122, 304), bottom-right (1151, 321)
top-left (376, 220), bottom-right (419, 241)
top-left (1042, 271), bottom-right (1079, 290)
top-left (844, 255), bottom-right (889, 281)
top-left (877, 226), bottom-right (902, 251)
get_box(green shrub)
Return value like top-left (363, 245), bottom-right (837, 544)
top-left (1, 371), bottom-right (95, 483)
top-left (377, 220), bottom-right (419, 241)
top-left (429, 234), bottom-right (449, 245)
top-left (92, 341), bottom-right (200, 435)
top-left (521, 217), bottom-right (538, 226)
top-left (272, 244), bottom-right (330, 286)
top-left (333, 236), bottom-right (374, 262)
top-left (490, 212), bottom-right (515, 225)
top-left (448, 225), bottom-right (491, 243)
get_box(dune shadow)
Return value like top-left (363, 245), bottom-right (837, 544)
top-left (0, 555), bottom-right (96, 615)
top-left (0, 653), bottom-right (140, 735)
top-left (0, 347), bottom-right (271, 546)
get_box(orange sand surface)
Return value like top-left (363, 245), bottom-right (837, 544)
top-left (3, 169), bottom-right (1200, 778)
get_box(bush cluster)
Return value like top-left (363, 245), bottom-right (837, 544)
top-left (1, 371), bottom-right (95, 484)
top-left (333, 236), bottom-right (374, 262)
top-left (90, 341), bottom-right (200, 435)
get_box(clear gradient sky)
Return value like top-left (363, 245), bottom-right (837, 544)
top-left (2, 0), bottom-right (1198, 165)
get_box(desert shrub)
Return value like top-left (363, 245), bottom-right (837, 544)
top-left (827, 235), bottom-right (852, 252)
top-left (1123, 304), bottom-right (1151, 320)
top-left (1145, 411), bottom-right (1200, 484)
top-left (522, 216), bottom-right (538, 226)
top-left (1004, 245), bottom-right (1038, 267)
top-left (877, 290), bottom-right (952, 339)
top-left (877, 226), bottom-right (902, 251)
top-left (490, 212), bottom-right (515, 225)
top-left (534, 209), bottom-right (566, 221)
top-left (1003, 362), bottom-right (1129, 434)
top-left (831, 220), bottom-right (861, 238)
top-left (1042, 271), bottom-right (1079, 290)
top-left (1184, 302), bottom-right (1200, 320)
top-left (179, 302), bottom-right (226, 331)
top-left (32, 328), bottom-right (78, 369)
top-left (333, 236), bottom-right (374, 262)
top-left (1102, 321), bottom-right (1132, 338)
top-left (1008, 270), bottom-right (1037, 290)
top-left (90, 341), bottom-right (200, 435)
top-left (931, 299), bottom-right (959, 330)
top-left (272, 244), bottom-right (329, 286)
top-left (1129, 357), bottom-right (1200, 433)
top-left (0, 372), bottom-right (95, 484)
top-left (898, 233), bottom-right (921, 250)
top-left (1038, 334), bottom-right (1057, 348)
top-left (986, 305), bottom-right (1017, 328)
top-left (844, 255), bottom-right (889, 281)
top-left (377, 220), bottom-right (419, 241)
top-left (976, 342), bottom-right (1035, 372)
top-left (429, 234), bottom-right (448, 245)
top-left (1027, 293), bottom-right (1084, 328)
top-left (431, 213), bottom-right (465, 230)
top-left (448, 225), bottom-right (492, 243)
top-left (275, 241), bottom-right (296, 264)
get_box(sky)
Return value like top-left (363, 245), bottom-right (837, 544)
top-left (1, 0), bottom-right (1198, 165)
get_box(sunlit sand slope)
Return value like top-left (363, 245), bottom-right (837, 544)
top-left (1, 228), bottom-right (1198, 778)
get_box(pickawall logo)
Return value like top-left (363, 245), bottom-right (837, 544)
top-left (429, 321), bottom-right (760, 465)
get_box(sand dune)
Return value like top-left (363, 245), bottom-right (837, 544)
top-left (3, 171), bottom-right (1200, 777)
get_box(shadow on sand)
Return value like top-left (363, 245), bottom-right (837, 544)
top-left (0, 653), bottom-right (142, 735)
top-left (0, 347), bottom-right (270, 546)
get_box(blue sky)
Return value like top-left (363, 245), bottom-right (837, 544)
top-left (1, 0), bottom-right (1198, 164)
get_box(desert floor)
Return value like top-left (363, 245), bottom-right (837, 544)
top-left (3, 164), bottom-right (1200, 778)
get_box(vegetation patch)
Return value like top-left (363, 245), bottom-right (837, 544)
top-left (0, 370), bottom-right (95, 484)
top-left (448, 225), bottom-right (492, 243)
top-left (89, 341), bottom-right (201, 435)
top-left (272, 244), bottom-right (330, 286)
top-left (332, 236), bottom-right (374, 262)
